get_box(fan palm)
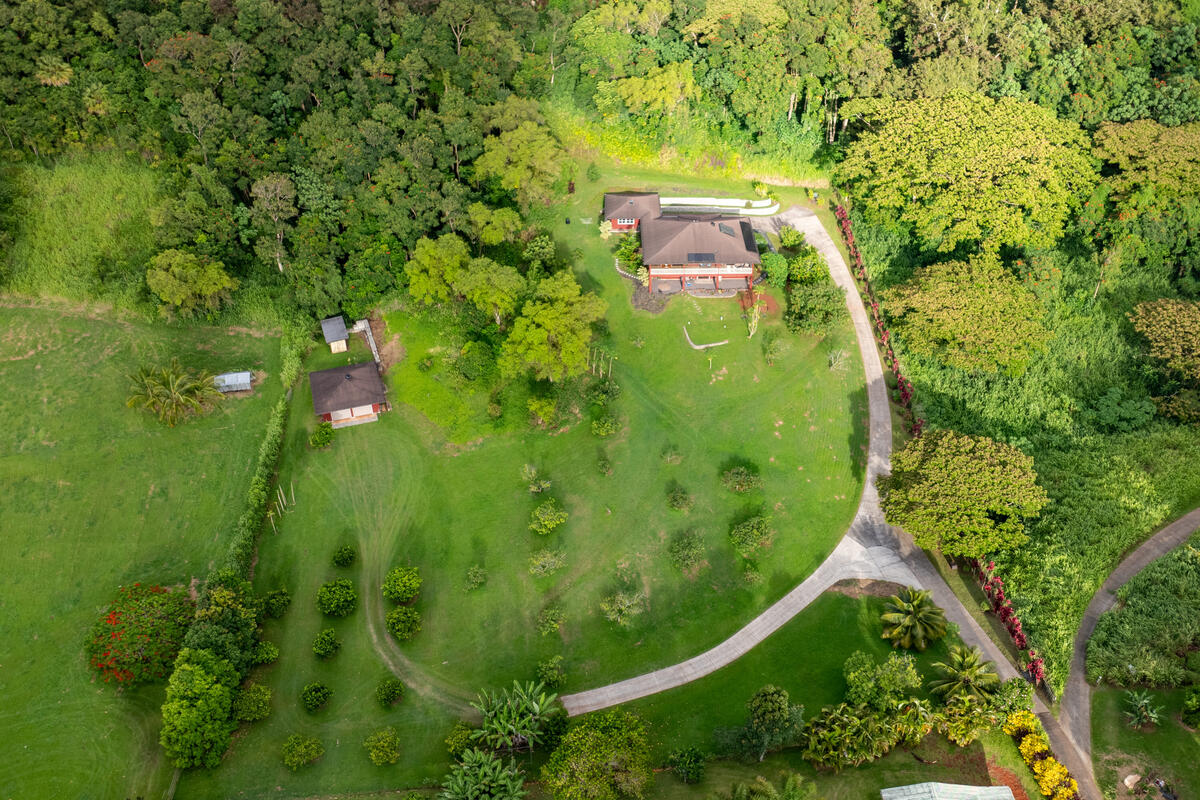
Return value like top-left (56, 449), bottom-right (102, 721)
top-left (929, 645), bottom-right (1001, 701)
top-left (880, 588), bottom-right (948, 651)
top-left (126, 358), bottom-right (220, 426)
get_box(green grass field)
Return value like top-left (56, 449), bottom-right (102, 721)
top-left (7, 154), bottom-right (160, 304)
top-left (1092, 687), bottom-right (1200, 799)
top-left (180, 170), bottom-right (868, 797)
top-left (0, 300), bottom-right (282, 800)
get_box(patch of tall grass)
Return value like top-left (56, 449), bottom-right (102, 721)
top-left (8, 153), bottom-right (159, 306)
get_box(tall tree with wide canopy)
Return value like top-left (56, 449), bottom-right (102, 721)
top-left (879, 430), bottom-right (1048, 557)
top-left (838, 94), bottom-right (1096, 252)
top-left (884, 253), bottom-right (1049, 375)
top-left (499, 271), bottom-right (606, 382)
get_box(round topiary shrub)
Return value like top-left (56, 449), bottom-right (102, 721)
top-left (331, 545), bottom-right (356, 568)
top-left (85, 584), bottom-right (194, 686)
top-left (233, 682), bottom-right (272, 722)
top-left (386, 606), bottom-right (422, 641)
top-left (363, 726), bottom-right (401, 765)
top-left (252, 640), bottom-right (280, 665)
top-left (316, 578), bottom-right (357, 617)
top-left (382, 566), bottom-right (422, 603)
top-left (376, 677), bottom-right (405, 708)
top-left (300, 681), bottom-right (333, 712)
top-left (262, 588), bottom-right (291, 619)
top-left (312, 628), bottom-right (341, 659)
top-left (282, 733), bottom-right (324, 770)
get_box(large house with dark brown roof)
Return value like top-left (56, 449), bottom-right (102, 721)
top-left (603, 192), bottom-right (760, 293)
top-left (309, 362), bottom-right (388, 428)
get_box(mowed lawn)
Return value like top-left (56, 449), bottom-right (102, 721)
top-left (183, 181), bottom-right (866, 797)
top-left (0, 301), bottom-right (281, 800)
top-left (1092, 687), bottom-right (1200, 798)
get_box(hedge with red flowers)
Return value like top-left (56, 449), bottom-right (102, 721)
top-left (86, 583), bottom-right (194, 685)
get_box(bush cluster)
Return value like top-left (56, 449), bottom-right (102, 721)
top-left (300, 682), bottom-right (333, 713)
top-left (282, 734), bottom-right (324, 771)
top-left (376, 677), bottom-right (405, 708)
top-left (331, 545), bottom-right (356, 567)
top-left (312, 628), bottom-right (341, 659)
top-left (386, 606), bottom-right (422, 641)
top-left (316, 579), bottom-right (358, 617)
top-left (382, 566), bottom-right (422, 603)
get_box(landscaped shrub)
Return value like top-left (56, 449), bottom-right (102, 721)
top-left (331, 545), bottom-right (356, 567)
top-left (529, 548), bottom-right (567, 577)
top-left (778, 225), bottom-right (804, 250)
top-left (668, 530), bottom-right (706, 571)
top-left (382, 566), bottom-right (422, 603)
top-left (308, 421), bottom-right (333, 449)
top-left (232, 682), bottom-right (272, 722)
top-left (85, 583), bottom-right (194, 685)
top-left (591, 413), bottom-right (619, 437)
top-left (300, 682), bottom-right (333, 712)
top-left (316, 579), bottom-right (357, 617)
top-left (376, 677), bottom-right (405, 708)
top-left (668, 746), bottom-right (707, 784)
top-left (667, 484), bottom-right (694, 512)
top-left (252, 641), bottom-right (280, 665)
top-left (537, 606), bottom-right (565, 636)
top-left (537, 655), bottom-right (566, 688)
top-left (729, 516), bottom-right (772, 558)
top-left (386, 606), bottom-right (422, 641)
top-left (363, 726), bottom-right (402, 765)
top-left (465, 565), bottom-right (487, 591)
top-left (600, 591), bottom-right (646, 626)
top-left (1182, 689), bottom-right (1200, 727)
top-left (721, 466), bottom-right (763, 493)
top-left (262, 588), bottom-right (291, 619)
top-left (282, 733), bottom-right (324, 771)
top-left (446, 721), bottom-right (474, 759)
top-left (312, 628), bottom-right (341, 659)
top-left (530, 499), bottom-right (568, 534)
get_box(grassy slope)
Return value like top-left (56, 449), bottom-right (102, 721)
top-left (182, 170), bottom-right (867, 797)
top-left (1092, 687), bottom-right (1200, 799)
top-left (0, 301), bottom-right (281, 800)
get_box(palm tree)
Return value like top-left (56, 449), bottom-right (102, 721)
top-left (929, 645), bottom-right (1001, 701)
top-left (880, 588), bottom-right (948, 651)
top-left (126, 359), bottom-right (220, 427)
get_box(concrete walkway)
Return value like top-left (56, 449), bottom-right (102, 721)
top-left (561, 206), bottom-right (1102, 799)
top-left (1059, 506), bottom-right (1200, 774)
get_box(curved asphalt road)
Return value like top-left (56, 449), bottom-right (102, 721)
top-left (560, 206), bottom-right (1102, 800)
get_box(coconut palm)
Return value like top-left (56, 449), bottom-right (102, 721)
top-left (126, 358), bottom-right (220, 426)
top-left (880, 587), bottom-right (948, 651)
top-left (929, 645), bottom-right (1001, 701)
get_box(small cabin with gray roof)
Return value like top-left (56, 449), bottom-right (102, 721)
top-left (309, 361), bottom-right (388, 428)
top-left (321, 315), bottom-right (349, 353)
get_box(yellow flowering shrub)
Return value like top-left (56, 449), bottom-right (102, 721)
top-left (1033, 758), bottom-right (1071, 796)
top-left (1003, 710), bottom-right (1040, 738)
top-left (1019, 733), bottom-right (1051, 764)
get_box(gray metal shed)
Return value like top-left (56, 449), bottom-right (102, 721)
top-left (881, 783), bottom-right (1015, 800)
top-left (321, 315), bottom-right (348, 344)
top-left (214, 371), bottom-right (253, 392)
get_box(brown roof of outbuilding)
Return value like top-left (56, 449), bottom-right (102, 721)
top-left (641, 215), bottom-right (761, 266)
top-left (603, 192), bottom-right (661, 220)
top-left (309, 361), bottom-right (387, 415)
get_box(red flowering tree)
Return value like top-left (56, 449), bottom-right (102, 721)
top-left (85, 584), bottom-right (195, 685)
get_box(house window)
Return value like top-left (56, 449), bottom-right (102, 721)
top-left (616, 218), bottom-right (636, 226)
